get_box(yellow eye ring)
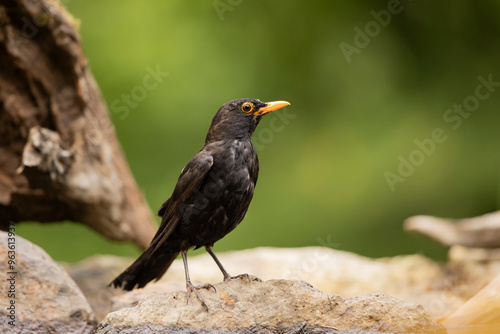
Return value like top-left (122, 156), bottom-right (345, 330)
top-left (241, 102), bottom-right (254, 114)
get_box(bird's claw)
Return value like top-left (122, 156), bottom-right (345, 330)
top-left (185, 281), bottom-right (216, 311)
top-left (199, 282), bottom-right (217, 292)
top-left (223, 273), bottom-right (251, 283)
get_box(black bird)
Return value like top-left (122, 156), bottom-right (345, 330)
top-left (110, 98), bottom-right (290, 309)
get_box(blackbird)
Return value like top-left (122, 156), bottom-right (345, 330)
top-left (110, 98), bottom-right (290, 309)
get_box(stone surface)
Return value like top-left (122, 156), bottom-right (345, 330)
top-left (68, 247), bottom-right (476, 321)
top-left (62, 255), bottom-right (132, 322)
top-left (0, 230), bottom-right (97, 333)
top-left (95, 278), bottom-right (446, 334)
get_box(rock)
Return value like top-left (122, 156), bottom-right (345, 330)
top-left (110, 281), bottom-right (186, 313)
top-left (68, 247), bottom-right (468, 320)
top-left (95, 278), bottom-right (446, 334)
top-left (62, 255), bottom-right (133, 322)
top-left (0, 230), bottom-right (97, 333)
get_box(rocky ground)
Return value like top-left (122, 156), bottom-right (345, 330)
top-left (96, 278), bottom-right (445, 334)
top-left (2, 232), bottom-right (500, 333)
top-left (0, 232), bottom-right (96, 333)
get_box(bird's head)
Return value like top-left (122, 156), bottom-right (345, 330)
top-left (206, 98), bottom-right (290, 142)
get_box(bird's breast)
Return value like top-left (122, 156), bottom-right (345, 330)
top-left (179, 139), bottom-right (259, 246)
top-left (205, 141), bottom-right (256, 220)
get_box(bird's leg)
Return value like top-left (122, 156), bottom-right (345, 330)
top-left (205, 245), bottom-right (250, 282)
top-left (181, 250), bottom-right (215, 311)
top-left (205, 245), bottom-right (230, 281)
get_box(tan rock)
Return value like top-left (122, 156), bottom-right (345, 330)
top-left (68, 247), bottom-right (476, 321)
top-left (62, 255), bottom-right (132, 321)
top-left (0, 231), bottom-right (96, 333)
top-left (96, 278), bottom-right (446, 334)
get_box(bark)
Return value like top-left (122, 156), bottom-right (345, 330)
top-left (404, 211), bottom-right (500, 248)
top-left (0, 0), bottom-right (156, 249)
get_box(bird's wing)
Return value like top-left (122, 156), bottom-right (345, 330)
top-left (150, 151), bottom-right (214, 252)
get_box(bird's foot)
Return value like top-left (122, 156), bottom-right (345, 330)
top-left (223, 273), bottom-right (251, 283)
top-left (198, 282), bottom-right (217, 292)
top-left (185, 281), bottom-right (216, 311)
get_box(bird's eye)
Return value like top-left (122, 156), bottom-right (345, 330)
top-left (241, 102), bottom-right (254, 113)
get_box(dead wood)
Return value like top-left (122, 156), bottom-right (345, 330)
top-left (0, 0), bottom-right (156, 249)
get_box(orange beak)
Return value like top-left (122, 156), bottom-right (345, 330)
top-left (256, 101), bottom-right (291, 116)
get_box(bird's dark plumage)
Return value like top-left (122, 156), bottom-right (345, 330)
top-left (110, 98), bottom-right (290, 305)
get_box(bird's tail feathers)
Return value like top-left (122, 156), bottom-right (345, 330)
top-left (109, 248), bottom-right (179, 291)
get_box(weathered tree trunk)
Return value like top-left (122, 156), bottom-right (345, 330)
top-left (0, 0), bottom-right (156, 249)
top-left (404, 211), bottom-right (500, 248)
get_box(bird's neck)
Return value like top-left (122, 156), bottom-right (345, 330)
top-left (204, 117), bottom-right (260, 144)
top-left (205, 129), bottom-right (251, 144)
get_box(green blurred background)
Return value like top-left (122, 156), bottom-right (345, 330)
top-left (18, 0), bottom-right (500, 262)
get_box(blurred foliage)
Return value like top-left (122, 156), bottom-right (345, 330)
top-left (18, 0), bottom-right (500, 262)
